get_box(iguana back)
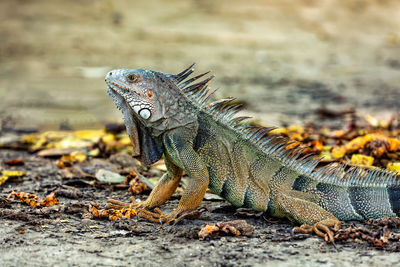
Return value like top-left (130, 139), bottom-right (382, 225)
top-left (193, 97), bottom-right (399, 221)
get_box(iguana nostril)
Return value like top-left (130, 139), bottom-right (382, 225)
top-left (106, 71), bottom-right (113, 80)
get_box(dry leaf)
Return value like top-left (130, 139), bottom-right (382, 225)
top-left (8, 192), bottom-right (59, 207)
top-left (198, 220), bottom-right (255, 240)
top-left (0, 170), bottom-right (26, 186)
top-left (351, 154), bottom-right (374, 167)
top-left (89, 202), bottom-right (137, 221)
top-left (387, 162), bottom-right (400, 173)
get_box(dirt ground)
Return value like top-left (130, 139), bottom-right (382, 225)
top-left (0, 148), bottom-right (399, 267)
top-left (1, 0), bottom-right (400, 266)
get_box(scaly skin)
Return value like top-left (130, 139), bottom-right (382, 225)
top-left (105, 65), bottom-right (400, 241)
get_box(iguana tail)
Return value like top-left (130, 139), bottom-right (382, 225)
top-left (293, 165), bottom-right (400, 221)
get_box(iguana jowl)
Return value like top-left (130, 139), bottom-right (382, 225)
top-left (105, 64), bottom-right (400, 241)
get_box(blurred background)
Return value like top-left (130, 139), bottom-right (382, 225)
top-left (0, 0), bottom-right (399, 130)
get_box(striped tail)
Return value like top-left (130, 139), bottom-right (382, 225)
top-left (388, 185), bottom-right (400, 215)
top-left (294, 165), bottom-right (400, 221)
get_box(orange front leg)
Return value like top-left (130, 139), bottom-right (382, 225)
top-left (108, 127), bottom-right (210, 224)
top-left (107, 154), bottom-right (183, 221)
top-left (141, 154), bottom-right (183, 209)
top-left (157, 128), bottom-right (210, 223)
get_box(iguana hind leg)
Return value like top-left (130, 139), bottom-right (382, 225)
top-left (274, 193), bottom-right (341, 242)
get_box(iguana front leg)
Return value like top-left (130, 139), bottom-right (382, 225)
top-left (273, 193), bottom-right (341, 242)
top-left (106, 154), bottom-right (183, 222)
top-left (138, 154), bottom-right (183, 210)
top-left (158, 128), bottom-right (209, 223)
top-left (109, 127), bottom-right (209, 223)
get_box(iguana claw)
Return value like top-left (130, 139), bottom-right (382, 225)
top-left (293, 220), bottom-right (341, 243)
top-left (135, 208), bottom-right (206, 224)
top-left (106, 198), bottom-right (205, 224)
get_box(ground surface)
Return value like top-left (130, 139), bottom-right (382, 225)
top-left (0, 149), bottom-right (400, 267)
top-left (1, 0), bottom-right (400, 266)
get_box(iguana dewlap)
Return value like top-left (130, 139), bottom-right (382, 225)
top-left (105, 64), bottom-right (400, 241)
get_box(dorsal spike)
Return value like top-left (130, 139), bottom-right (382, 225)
top-left (183, 76), bottom-right (214, 94)
top-left (176, 69), bottom-right (194, 83)
top-left (202, 87), bottom-right (220, 103)
top-left (206, 97), bottom-right (235, 110)
top-left (174, 63), bottom-right (196, 83)
top-left (179, 71), bottom-right (210, 88)
top-left (231, 116), bottom-right (251, 125)
top-left (170, 66), bottom-right (400, 189)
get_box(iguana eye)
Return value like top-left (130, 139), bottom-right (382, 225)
top-left (127, 74), bottom-right (139, 83)
top-left (139, 108), bottom-right (151, 119)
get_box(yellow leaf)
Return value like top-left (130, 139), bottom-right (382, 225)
top-left (0, 170), bottom-right (26, 186)
top-left (119, 135), bottom-right (132, 145)
top-left (54, 137), bottom-right (91, 149)
top-left (320, 151), bottom-right (333, 161)
top-left (101, 133), bottom-right (115, 144)
top-left (351, 154), bottom-right (374, 167)
top-left (269, 128), bottom-right (287, 135)
top-left (387, 162), bottom-right (400, 173)
top-left (364, 114), bottom-right (379, 127)
top-left (0, 175), bottom-right (9, 185)
top-left (88, 148), bottom-right (100, 157)
top-left (331, 147), bottom-right (346, 158)
top-left (70, 151), bottom-right (87, 162)
top-left (287, 125), bottom-right (304, 134)
top-left (73, 130), bottom-right (106, 141)
top-left (1, 170), bottom-right (26, 177)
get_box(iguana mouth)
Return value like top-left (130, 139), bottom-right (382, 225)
top-left (107, 82), bottom-right (153, 120)
top-left (106, 84), bottom-right (164, 166)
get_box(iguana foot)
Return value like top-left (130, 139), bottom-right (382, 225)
top-left (165, 207), bottom-right (207, 225)
top-left (106, 198), bottom-right (205, 224)
top-left (293, 219), bottom-right (341, 242)
top-left (106, 198), bottom-right (164, 222)
top-left (136, 208), bottom-right (206, 224)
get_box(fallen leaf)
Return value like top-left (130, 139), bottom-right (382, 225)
top-left (95, 169), bottom-right (125, 183)
top-left (312, 140), bottom-right (324, 153)
top-left (335, 225), bottom-right (392, 248)
top-left (351, 154), bottom-right (374, 167)
top-left (57, 151), bottom-right (87, 168)
top-left (89, 202), bottom-right (137, 221)
top-left (125, 171), bottom-right (147, 194)
top-left (364, 114), bottom-right (379, 127)
top-left (8, 192), bottom-right (59, 207)
top-left (198, 220), bottom-right (255, 240)
top-left (1, 170), bottom-right (26, 177)
top-left (0, 175), bottom-right (9, 186)
top-left (54, 185), bottom-right (83, 199)
top-left (0, 170), bottom-right (26, 185)
top-left (3, 159), bottom-right (24, 166)
top-left (387, 162), bottom-right (400, 173)
top-left (37, 148), bottom-right (78, 157)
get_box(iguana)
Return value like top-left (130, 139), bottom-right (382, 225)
top-left (105, 64), bottom-right (400, 241)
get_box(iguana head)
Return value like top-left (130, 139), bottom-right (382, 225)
top-left (105, 66), bottom-right (204, 165)
top-left (105, 69), bottom-right (167, 124)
